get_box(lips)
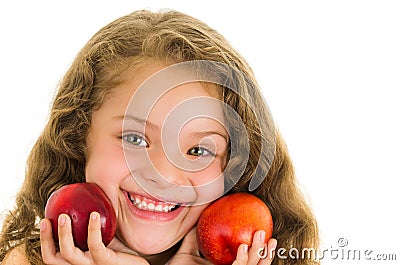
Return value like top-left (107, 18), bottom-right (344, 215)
top-left (123, 191), bottom-right (185, 222)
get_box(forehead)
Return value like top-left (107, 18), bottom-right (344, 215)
top-left (101, 63), bottom-right (224, 123)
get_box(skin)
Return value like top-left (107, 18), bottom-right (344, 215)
top-left (35, 63), bottom-right (277, 265)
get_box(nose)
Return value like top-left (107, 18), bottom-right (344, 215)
top-left (145, 149), bottom-right (190, 188)
top-left (129, 147), bottom-right (198, 203)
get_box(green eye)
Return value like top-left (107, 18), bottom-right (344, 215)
top-left (123, 134), bottom-right (148, 147)
top-left (187, 147), bottom-right (214, 157)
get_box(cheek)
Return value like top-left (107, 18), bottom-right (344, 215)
top-left (189, 204), bottom-right (209, 222)
top-left (85, 142), bottom-right (128, 191)
top-left (190, 162), bottom-right (225, 205)
top-left (85, 143), bottom-right (129, 214)
top-left (190, 156), bottom-right (225, 184)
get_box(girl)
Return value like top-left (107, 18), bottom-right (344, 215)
top-left (0, 10), bottom-right (319, 265)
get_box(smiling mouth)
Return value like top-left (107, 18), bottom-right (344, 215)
top-left (126, 192), bottom-right (181, 213)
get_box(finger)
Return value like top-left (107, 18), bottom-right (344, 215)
top-left (258, 238), bottom-right (277, 265)
top-left (87, 213), bottom-right (151, 265)
top-left (57, 214), bottom-right (88, 264)
top-left (87, 213), bottom-right (150, 265)
top-left (87, 212), bottom-right (109, 261)
top-left (232, 244), bottom-right (249, 265)
top-left (40, 218), bottom-right (64, 265)
top-left (247, 230), bottom-right (266, 264)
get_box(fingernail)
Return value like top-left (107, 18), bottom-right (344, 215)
top-left (272, 240), bottom-right (278, 249)
top-left (260, 231), bottom-right (266, 241)
top-left (40, 219), bottom-right (46, 231)
top-left (243, 244), bottom-right (248, 253)
top-left (91, 212), bottom-right (99, 220)
top-left (58, 215), bottom-right (66, 226)
top-left (271, 239), bottom-right (277, 250)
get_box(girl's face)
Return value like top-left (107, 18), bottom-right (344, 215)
top-left (85, 63), bottom-right (227, 256)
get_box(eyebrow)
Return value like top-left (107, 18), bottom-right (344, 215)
top-left (192, 131), bottom-right (228, 142)
top-left (113, 115), bottom-right (159, 130)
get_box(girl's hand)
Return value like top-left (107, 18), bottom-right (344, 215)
top-left (233, 231), bottom-right (277, 265)
top-left (169, 228), bottom-right (276, 265)
top-left (167, 228), bottom-right (212, 265)
top-left (40, 212), bottom-right (149, 265)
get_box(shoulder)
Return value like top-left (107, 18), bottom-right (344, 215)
top-left (2, 244), bottom-right (31, 265)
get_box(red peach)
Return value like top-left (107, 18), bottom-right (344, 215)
top-left (197, 193), bottom-right (273, 265)
top-left (45, 182), bottom-right (117, 251)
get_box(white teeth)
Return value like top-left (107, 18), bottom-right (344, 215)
top-left (128, 193), bottom-right (178, 213)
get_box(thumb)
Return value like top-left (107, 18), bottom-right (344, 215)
top-left (177, 227), bottom-right (201, 256)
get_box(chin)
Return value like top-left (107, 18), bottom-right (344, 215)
top-left (121, 229), bottom-right (180, 256)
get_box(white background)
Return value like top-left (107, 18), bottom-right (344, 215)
top-left (1, 1), bottom-right (399, 264)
